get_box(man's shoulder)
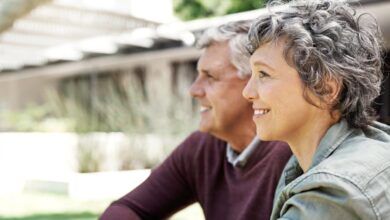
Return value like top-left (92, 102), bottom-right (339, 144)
top-left (174, 131), bottom-right (226, 155)
top-left (182, 131), bottom-right (224, 145)
top-left (186, 131), bottom-right (216, 141)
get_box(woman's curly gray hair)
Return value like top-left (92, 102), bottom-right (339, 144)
top-left (197, 20), bottom-right (252, 79)
top-left (247, 0), bottom-right (384, 128)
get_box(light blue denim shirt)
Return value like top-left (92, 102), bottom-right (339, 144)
top-left (271, 120), bottom-right (390, 220)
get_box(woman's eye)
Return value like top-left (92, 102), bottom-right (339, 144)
top-left (258, 70), bottom-right (270, 78)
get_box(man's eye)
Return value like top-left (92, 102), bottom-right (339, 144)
top-left (206, 73), bottom-right (216, 80)
top-left (258, 70), bottom-right (270, 78)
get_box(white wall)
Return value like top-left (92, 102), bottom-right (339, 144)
top-left (0, 132), bottom-right (167, 197)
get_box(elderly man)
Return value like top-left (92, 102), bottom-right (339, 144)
top-left (99, 21), bottom-right (291, 220)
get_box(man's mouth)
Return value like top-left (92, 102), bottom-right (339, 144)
top-left (200, 106), bottom-right (212, 113)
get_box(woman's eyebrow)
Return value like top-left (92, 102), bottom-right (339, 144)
top-left (252, 60), bottom-right (275, 71)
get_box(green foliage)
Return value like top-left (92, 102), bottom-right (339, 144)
top-left (117, 135), bottom-right (158, 170)
top-left (47, 73), bottom-right (149, 134)
top-left (226, 0), bottom-right (266, 14)
top-left (0, 0), bottom-right (52, 32)
top-left (2, 68), bottom-right (198, 172)
top-left (76, 135), bottom-right (105, 173)
top-left (0, 104), bottom-right (66, 132)
top-left (45, 69), bottom-right (198, 171)
top-left (174, 0), bottom-right (214, 21)
top-left (47, 70), bottom-right (198, 136)
top-left (174, 0), bottom-right (266, 20)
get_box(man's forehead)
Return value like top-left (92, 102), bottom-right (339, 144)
top-left (197, 44), bottom-right (231, 70)
top-left (197, 54), bottom-right (228, 73)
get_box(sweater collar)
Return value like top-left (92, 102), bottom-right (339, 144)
top-left (226, 137), bottom-right (260, 168)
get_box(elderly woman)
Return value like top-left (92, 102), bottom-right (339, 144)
top-left (243, 0), bottom-right (390, 219)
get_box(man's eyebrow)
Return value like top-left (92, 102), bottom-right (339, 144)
top-left (197, 68), bottom-right (209, 74)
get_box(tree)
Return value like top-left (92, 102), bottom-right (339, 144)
top-left (0, 0), bottom-right (51, 32)
top-left (174, 0), bottom-right (267, 20)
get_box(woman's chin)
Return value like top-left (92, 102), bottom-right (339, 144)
top-left (256, 131), bottom-right (273, 141)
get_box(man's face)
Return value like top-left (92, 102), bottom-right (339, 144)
top-left (190, 42), bottom-right (253, 139)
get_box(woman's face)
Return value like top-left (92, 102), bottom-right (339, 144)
top-left (243, 40), bottom-right (330, 142)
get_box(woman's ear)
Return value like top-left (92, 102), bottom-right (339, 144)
top-left (324, 76), bottom-right (341, 106)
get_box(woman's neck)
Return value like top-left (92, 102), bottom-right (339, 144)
top-left (287, 115), bottom-right (338, 172)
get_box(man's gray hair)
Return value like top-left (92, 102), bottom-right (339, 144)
top-left (248, 0), bottom-right (384, 128)
top-left (197, 20), bottom-right (252, 79)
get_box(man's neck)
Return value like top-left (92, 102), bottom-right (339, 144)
top-left (226, 130), bottom-right (256, 153)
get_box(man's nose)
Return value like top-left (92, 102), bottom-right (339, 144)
top-left (189, 77), bottom-right (205, 98)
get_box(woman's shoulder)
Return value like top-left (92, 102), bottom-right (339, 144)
top-left (309, 123), bottom-right (390, 185)
top-left (310, 138), bottom-right (390, 187)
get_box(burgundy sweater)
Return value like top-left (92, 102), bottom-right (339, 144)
top-left (100, 132), bottom-right (291, 220)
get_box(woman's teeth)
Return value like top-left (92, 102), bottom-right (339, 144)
top-left (254, 109), bottom-right (270, 116)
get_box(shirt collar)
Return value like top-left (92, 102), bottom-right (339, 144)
top-left (226, 137), bottom-right (260, 168)
top-left (309, 119), bottom-right (353, 169)
top-left (283, 119), bottom-right (354, 185)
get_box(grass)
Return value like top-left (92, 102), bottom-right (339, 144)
top-left (0, 213), bottom-right (97, 220)
top-left (0, 192), bottom-right (109, 220)
top-left (0, 192), bottom-right (204, 220)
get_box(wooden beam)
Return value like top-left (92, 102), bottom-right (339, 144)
top-left (0, 47), bottom-right (201, 81)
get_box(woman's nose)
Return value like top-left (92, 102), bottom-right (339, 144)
top-left (242, 77), bottom-right (258, 101)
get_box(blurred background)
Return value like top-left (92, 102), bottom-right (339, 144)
top-left (0, 0), bottom-right (388, 219)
